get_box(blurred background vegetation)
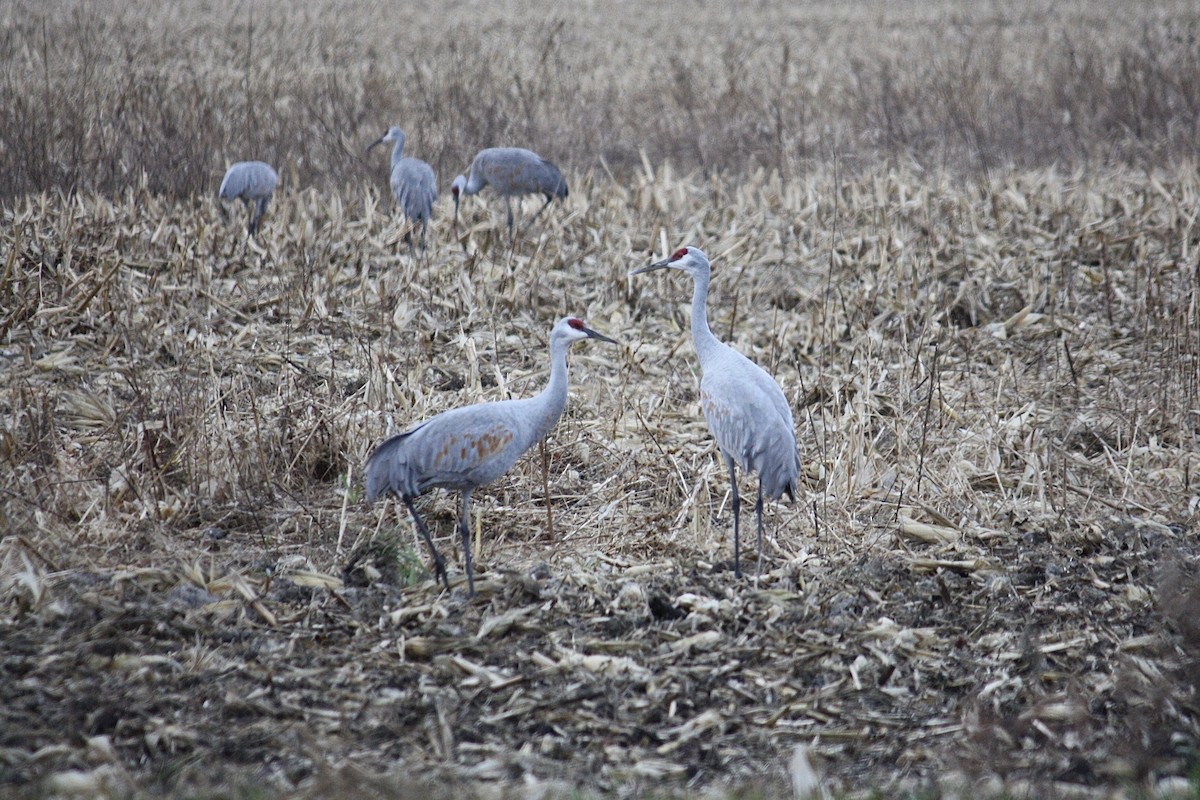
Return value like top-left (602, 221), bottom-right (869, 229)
top-left (2, 0), bottom-right (1198, 201)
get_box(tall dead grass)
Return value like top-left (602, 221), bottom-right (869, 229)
top-left (1, 0), bottom-right (1198, 200)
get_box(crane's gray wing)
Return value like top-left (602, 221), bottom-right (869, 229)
top-left (246, 163), bottom-right (278, 197)
top-left (700, 355), bottom-right (799, 498)
top-left (220, 161), bottom-right (278, 201)
top-left (366, 424), bottom-right (426, 501)
top-left (700, 379), bottom-right (766, 469)
top-left (392, 159), bottom-right (437, 223)
top-left (367, 403), bottom-right (530, 500)
top-left (476, 149), bottom-right (551, 196)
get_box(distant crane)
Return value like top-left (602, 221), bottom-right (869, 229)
top-left (631, 246), bottom-right (800, 578)
top-left (450, 147), bottom-right (568, 241)
top-left (218, 161), bottom-right (278, 236)
top-left (366, 316), bottom-right (617, 596)
top-left (368, 127), bottom-right (438, 255)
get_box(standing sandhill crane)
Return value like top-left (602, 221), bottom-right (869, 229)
top-left (450, 148), bottom-right (568, 241)
top-left (631, 246), bottom-right (800, 579)
top-left (218, 161), bottom-right (278, 236)
top-left (366, 316), bottom-right (617, 597)
top-left (368, 127), bottom-right (438, 255)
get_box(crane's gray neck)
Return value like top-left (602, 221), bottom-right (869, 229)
top-left (689, 269), bottom-right (722, 365)
top-left (390, 137), bottom-right (407, 171)
top-left (528, 335), bottom-right (571, 442)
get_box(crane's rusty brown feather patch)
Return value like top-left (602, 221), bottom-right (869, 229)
top-left (433, 434), bottom-right (459, 467)
top-left (470, 428), bottom-right (515, 459)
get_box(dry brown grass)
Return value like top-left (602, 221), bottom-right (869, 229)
top-left (3, 0), bottom-right (1200, 198)
top-left (3, 1), bottom-right (1200, 798)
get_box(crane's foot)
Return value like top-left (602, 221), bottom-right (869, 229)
top-left (429, 554), bottom-right (449, 591)
top-left (711, 556), bottom-right (744, 578)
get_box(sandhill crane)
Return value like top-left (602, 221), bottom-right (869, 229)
top-left (218, 161), bottom-right (278, 236)
top-left (631, 246), bottom-right (800, 578)
top-left (368, 127), bottom-right (438, 255)
top-left (366, 316), bottom-right (617, 596)
top-left (450, 147), bottom-right (568, 241)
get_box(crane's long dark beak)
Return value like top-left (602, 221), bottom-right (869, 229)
top-left (366, 136), bottom-right (385, 153)
top-left (629, 257), bottom-right (672, 276)
top-left (583, 325), bottom-right (618, 345)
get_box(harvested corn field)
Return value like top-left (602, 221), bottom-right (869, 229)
top-left (2, 1), bottom-right (1200, 798)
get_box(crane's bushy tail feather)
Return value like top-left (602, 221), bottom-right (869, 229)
top-left (365, 428), bottom-right (419, 501)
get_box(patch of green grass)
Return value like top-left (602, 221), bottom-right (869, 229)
top-left (341, 471), bottom-right (362, 505)
top-left (395, 542), bottom-right (427, 588)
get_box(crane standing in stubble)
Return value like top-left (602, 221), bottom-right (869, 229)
top-left (218, 161), bottom-right (278, 236)
top-left (450, 147), bottom-right (568, 242)
top-left (632, 246), bottom-right (800, 578)
top-left (365, 317), bottom-right (616, 597)
top-left (368, 127), bottom-right (437, 256)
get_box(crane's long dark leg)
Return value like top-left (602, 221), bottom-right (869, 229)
top-left (520, 194), bottom-right (555, 233)
top-left (459, 488), bottom-right (477, 597)
top-left (754, 482), bottom-right (765, 578)
top-left (402, 495), bottom-right (449, 590)
top-left (504, 196), bottom-right (516, 243)
top-left (724, 454), bottom-right (741, 579)
top-left (250, 197), bottom-right (268, 236)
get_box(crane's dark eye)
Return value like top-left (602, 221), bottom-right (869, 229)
top-left (567, 318), bottom-right (585, 330)
top-left (671, 248), bottom-right (689, 261)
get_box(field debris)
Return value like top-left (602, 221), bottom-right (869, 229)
top-left (3, 5), bottom-right (1200, 790)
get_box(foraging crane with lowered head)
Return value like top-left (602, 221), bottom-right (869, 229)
top-left (368, 127), bottom-right (438, 255)
top-left (450, 147), bottom-right (568, 241)
top-left (631, 246), bottom-right (800, 578)
top-left (366, 316), bottom-right (617, 597)
top-left (218, 161), bottom-right (278, 236)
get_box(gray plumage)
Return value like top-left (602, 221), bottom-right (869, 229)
top-left (218, 161), bottom-right (278, 236)
top-left (368, 127), bottom-right (437, 255)
top-left (366, 316), bottom-right (617, 596)
top-left (631, 246), bottom-right (801, 578)
top-left (450, 147), bottom-right (568, 241)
